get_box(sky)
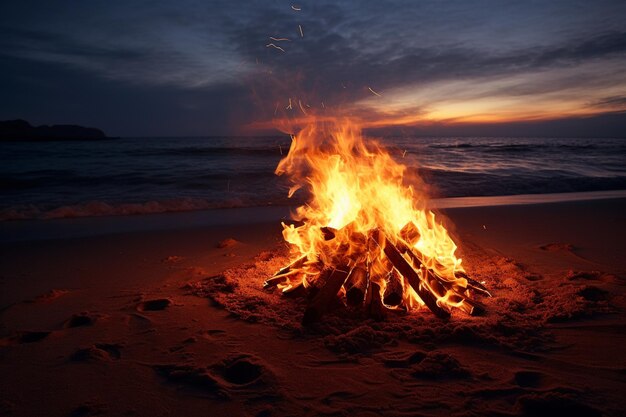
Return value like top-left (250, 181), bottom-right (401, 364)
top-left (0, 0), bottom-right (625, 137)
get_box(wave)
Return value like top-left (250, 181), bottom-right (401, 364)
top-left (127, 145), bottom-right (287, 158)
top-left (0, 170), bottom-right (280, 191)
top-left (426, 143), bottom-right (616, 152)
top-left (0, 197), bottom-right (301, 221)
top-left (416, 168), bottom-right (626, 198)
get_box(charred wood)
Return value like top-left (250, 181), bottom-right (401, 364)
top-left (264, 256), bottom-right (307, 289)
top-left (344, 266), bottom-right (369, 307)
top-left (364, 282), bottom-right (386, 321)
top-left (383, 269), bottom-right (403, 307)
top-left (302, 267), bottom-right (350, 326)
top-left (377, 236), bottom-right (450, 319)
top-left (455, 271), bottom-right (492, 297)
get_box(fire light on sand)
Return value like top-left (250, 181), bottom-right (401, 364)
top-left (264, 119), bottom-right (491, 324)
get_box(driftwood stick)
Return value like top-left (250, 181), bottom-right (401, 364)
top-left (263, 270), bottom-right (300, 289)
top-left (302, 266), bottom-right (350, 326)
top-left (264, 255), bottom-right (308, 289)
top-left (420, 266), bottom-right (446, 299)
top-left (397, 240), bottom-right (489, 298)
top-left (445, 292), bottom-right (485, 316)
top-left (455, 271), bottom-right (492, 297)
top-left (344, 266), bottom-right (369, 307)
top-left (281, 281), bottom-right (306, 297)
top-left (364, 281), bottom-right (386, 321)
top-left (377, 235), bottom-right (450, 319)
top-left (383, 269), bottom-right (403, 307)
top-left (304, 268), bottom-right (332, 300)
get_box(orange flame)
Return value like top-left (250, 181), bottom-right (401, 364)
top-left (275, 119), bottom-right (468, 311)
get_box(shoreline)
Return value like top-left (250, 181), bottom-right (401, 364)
top-left (2, 189), bottom-right (626, 243)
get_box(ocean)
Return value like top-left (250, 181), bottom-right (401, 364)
top-left (1, 136), bottom-right (625, 221)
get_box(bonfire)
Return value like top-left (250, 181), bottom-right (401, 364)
top-left (264, 120), bottom-right (490, 324)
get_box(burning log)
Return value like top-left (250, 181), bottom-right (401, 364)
top-left (445, 293), bottom-right (485, 316)
top-left (364, 282), bottom-right (386, 321)
top-left (382, 269), bottom-right (403, 307)
top-left (344, 266), bottom-right (369, 307)
top-left (455, 271), bottom-right (492, 297)
top-left (399, 222), bottom-right (420, 246)
top-left (281, 282), bottom-right (306, 297)
top-left (264, 255), bottom-right (307, 289)
top-left (302, 266), bottom-right (350, 325)
top-left (378, 235), bottom-right (451, 319)
top-left (397, 239), bottom-right (491, 299)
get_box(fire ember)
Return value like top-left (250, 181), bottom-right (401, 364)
top-left (264, 120), bottom-right (490, 324)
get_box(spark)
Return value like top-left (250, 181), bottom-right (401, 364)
top-left (298, 99), bottom-right (308, 115)
top-left (482, 224), bottom-right (487, 230)
top-left (321, 102), bottom-right (325, 109)
top-left (266, 43), bottom-right (285, 52)
top-left (368, 87), bottom-right (382, 97)
top-left (274, 102), bottom-right (279, 116)
top-left (402, 150), bottom-right (407, 158)
top-left (279, 144), bottom-right (283, 155)
top-left (286, 98), bottom-right (293, 110)
top-left (298, 24), bottom-right (304, 37)
top-left (291, 5), bottom-right (301, 11)
top-left (270, 36), bottom-right (290, 41)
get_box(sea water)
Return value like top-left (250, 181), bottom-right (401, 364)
top-left (1, 136), bottom-right (625, 220)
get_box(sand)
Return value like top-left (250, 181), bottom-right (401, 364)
top-left (1, 198), bottom-right (625, 417)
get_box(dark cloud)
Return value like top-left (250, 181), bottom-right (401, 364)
top-left (589, 95), bottom-right (626, 109)
top-left (0, 55), bottom-right (254, 137)
top-left (0, 0), bottom-right (625, 135)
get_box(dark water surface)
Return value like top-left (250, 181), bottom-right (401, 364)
top-left (1, 136), bottom-right (625, 220)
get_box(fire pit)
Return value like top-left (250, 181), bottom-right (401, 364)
top-left (264, 121), bottom-right (490, 324)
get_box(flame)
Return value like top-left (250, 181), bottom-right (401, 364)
top-left (275, 118), bottom-right (470, 312)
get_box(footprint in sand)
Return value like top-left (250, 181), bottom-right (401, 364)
top-left (410, 352), bottom-right (471, 380)
top-left (0, 330), bottom-right (51, 346)
top-left (513, 370), bottom-right (545, 388)
top-left (577, 286), bottom-right (609, 302)
top-left (153, 354), bottom-right (271, 398)
top-left (516, 390), bottom-right (602, 417)
top-left (63, 312), bottom-right (99, 328)
top-left (381, 350), bottom-right (427, 368)
top-left (539, 242), bottom-right (576, 253)
top-left (152, 364), bottom-right (223, 396)
top-left (137, 298), bottom-right (171, 312)
top-left (71, 343), bottom-right (122, 362)
top-left (524, 273), bottom-right (544, 281)
top-left (567, 270), bottom-right (625, 285)
top-left (216, 356), bottom-right (264, 385)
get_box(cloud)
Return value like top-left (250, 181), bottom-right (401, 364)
top-left (589, 95), bottom-right (626, 110)
top-left (0, 0), bottom-right (625, 135)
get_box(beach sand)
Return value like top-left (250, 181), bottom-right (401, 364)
top-left (1, 198), bottom-right (625, 417)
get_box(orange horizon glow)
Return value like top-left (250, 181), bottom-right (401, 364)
top-left (244, 61), bottom-right (626, 134)
top-left (244, 103), bottom-right (618, 134)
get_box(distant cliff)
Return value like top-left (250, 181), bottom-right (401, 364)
top-left (0, 119), bottom-right (109, 141)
